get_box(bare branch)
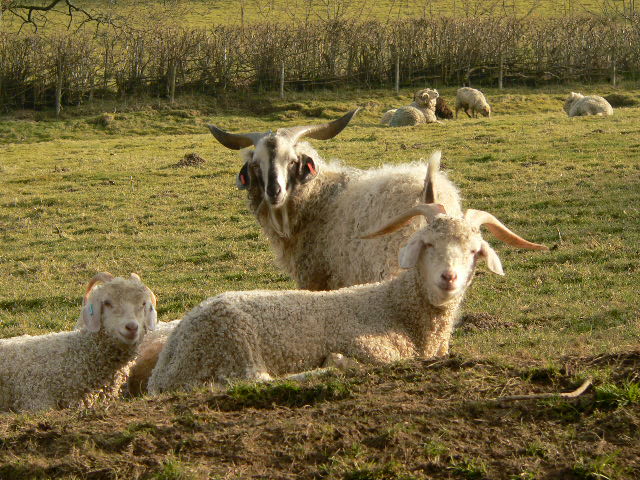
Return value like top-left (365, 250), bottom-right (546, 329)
top-left (487, 378), bottom-right (593, 403)
top-left (4, 0), bottom-right (119, 32)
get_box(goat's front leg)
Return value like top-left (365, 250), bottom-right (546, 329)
top-left (284, 353), bottom-right (360, 382)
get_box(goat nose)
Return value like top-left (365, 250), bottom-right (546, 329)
top-left (125, 322), bottom-right (139, 333)
top-left (441, 272), bottom-right (457, 283)
top-left (267, 183), bottom-right (281, 198)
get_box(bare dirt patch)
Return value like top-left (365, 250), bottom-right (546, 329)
top-left (172, 153), bottom-right (207, 168)
top-left (0, 352), bottom-right (639, 479)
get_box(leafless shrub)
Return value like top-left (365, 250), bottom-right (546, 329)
top-left (1, 15), bottom-right (640, 110)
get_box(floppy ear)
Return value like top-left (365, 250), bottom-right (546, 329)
top-left (479, 240), bottom-right (504, 275)
top-left (297, 154), bottom-right (318, 184)
top-left (236, 162), bottom-right (250, 190)
top-left (82, 302), bottom-right (101, 332)
top-left (147, 304), bottom-right (157, 331)
top-left (399, 236), bottom-right (425, 269)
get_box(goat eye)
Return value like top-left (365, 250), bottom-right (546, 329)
top-left (103, 300), bottom-right (112, 308)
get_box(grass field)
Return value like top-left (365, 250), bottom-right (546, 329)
top-left (0, 0), bottom-right (629, 32)
top-left (1, 85), bottom-right (639, 478)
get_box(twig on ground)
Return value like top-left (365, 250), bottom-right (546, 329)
top-left (487, 378), bottom-right (592, 403)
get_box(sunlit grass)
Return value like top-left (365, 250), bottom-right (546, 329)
top-left (1, 85), bottom-right (639, 365)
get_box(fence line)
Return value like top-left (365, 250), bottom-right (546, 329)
top-left (1, 16), bottom-right (639, 110)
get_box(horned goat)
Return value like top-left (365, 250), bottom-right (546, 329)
top-left (563, 92), bottom-right (613, 117)
top-left (0, 272), bottom-right (157, 412)
top-left (455, 87), bottom-right (491, 118)
top-left (209, 112), bottom-right (461, 291)
top-left (148, 202), bottom-right (547, 393)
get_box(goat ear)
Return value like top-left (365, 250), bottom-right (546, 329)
top-left (399, 237), bottom-right (424, 269)
top-left (147, 304), bottom-right (157, 331)
top-left (480, 240), bottom-right (504, 276)
top-left (297, 154), bottom-right (318, 184)
top-left (82, 303), bottom-right (101, 332)
top-left (236, 162), bottom-right (250, 190)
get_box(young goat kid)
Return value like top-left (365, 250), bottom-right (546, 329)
top-left (148, 205), bottom-right (547, 393)
top-left (0, 272), bottom-right (157, 412)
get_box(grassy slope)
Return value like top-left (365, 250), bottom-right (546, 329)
top-left (0, 0), bottom-right (621, 32)
top-left (0, 85), bottom-right (639, 478)
top-left (1, 85), bottom-right (639, 359)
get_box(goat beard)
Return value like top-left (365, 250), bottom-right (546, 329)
top-left (257, 200), bottom-right (291, 239)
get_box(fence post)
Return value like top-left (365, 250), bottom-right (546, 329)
top-left (280, 61), bottom-right (285, 99)
top-left (55, 61), bottom-right (63, 118)
top-left (395, 55), bottom-right (400, 93)
top-left (498, 50), bottom-right (504, 89)
top-left (611, 58), bottom-right (617, 86)
top-left (168, 60), bottom-right (177, 103)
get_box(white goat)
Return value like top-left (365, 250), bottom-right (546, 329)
top-left (0, 272), bottom-right (157, 412)
top-left (563, 92), bottom-right (613, 117)
top-left (126, 319), bottom-right (180, 396)
top-left (148, 203), bottom-right (547, 393)
top-left (386, 89), bottom-right (441, 126)
top-left (455, 87), bottom-right (491, 118)
top-left (209, 112), bottom-right (461, 291)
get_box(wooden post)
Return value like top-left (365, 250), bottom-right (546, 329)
top-left (395, 55), bottom-right (400, 93)
top-left (55, 62), bottom-right (63, 118)
top-left (168, 60), bottom-right (177, 103)
top-left (280, 61), bottom-right (285, 99)
top-left (498, 50), bottom-right (504, 89)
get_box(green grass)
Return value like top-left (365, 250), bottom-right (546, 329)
top-left (153, 455), bottom-right (196, 480)
top-left (217, 378), bottom-right (352, 409)
top-left (594, 381), bottom-right (640, 409)
top-left (1, 84), bottom-right (639, 366)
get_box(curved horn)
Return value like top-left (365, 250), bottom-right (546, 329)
top-left (146, 287), bottom-right (157, 307)
top-left (360, 204), bottom-right (446, 239)
top-left (83, 272), bottom-right (115, 304)
top-left (464, 209), bottom-right (549, 250)
top-left (422, 151), bottom-right (441, 204)
top-left (282, 109), bottom-right (359, 144)
top-left (207, 125), bottom-right (267, 150)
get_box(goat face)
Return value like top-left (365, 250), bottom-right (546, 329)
top-left (361, 200), bottom-right (547, 308)
top-left (207, 109), bottom-right (358, 208)
top-left (400, 218), bottom-right (502, 306)
top-left (82, 274), bottom-right (157, 345)
top-left (250, 135), bottom-right (318, 208)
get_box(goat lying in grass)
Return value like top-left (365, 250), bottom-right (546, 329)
top-left (0, 272), bottom-right (157, 412)
top-left (148, 203), bottom-right (547, 393)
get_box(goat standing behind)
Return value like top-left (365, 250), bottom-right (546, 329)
top-left (209, 111), bottom-right (461, 291)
